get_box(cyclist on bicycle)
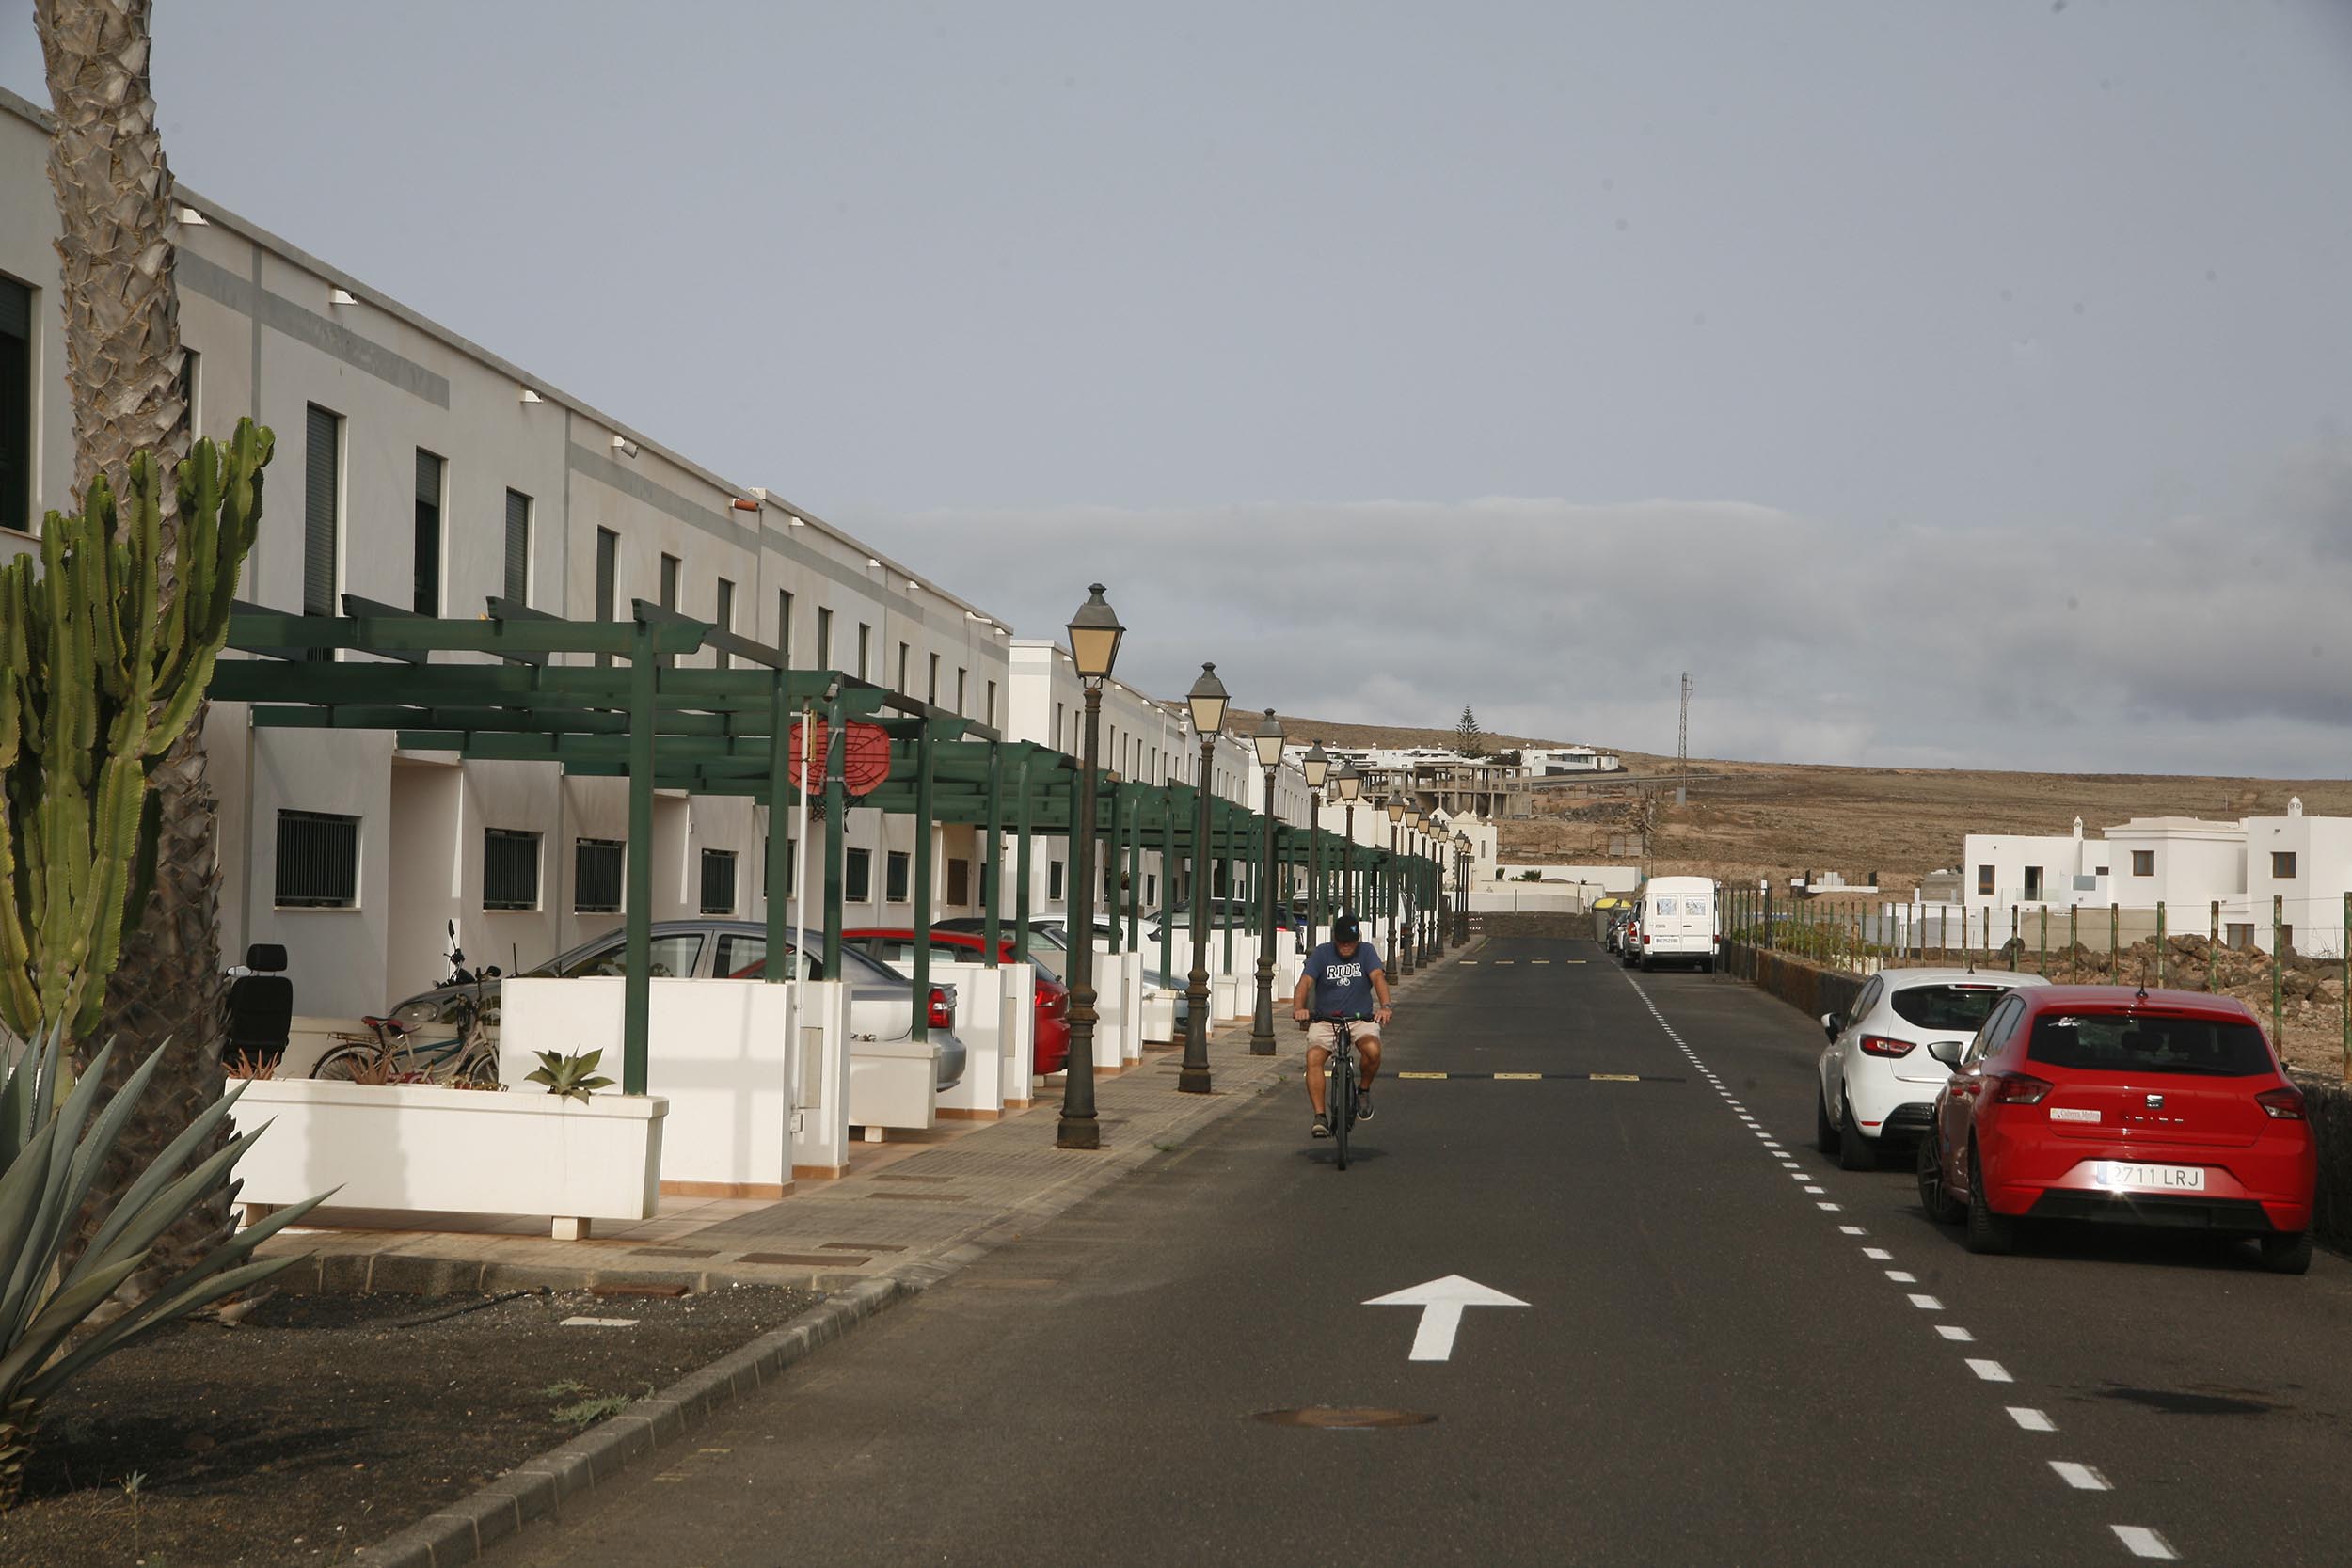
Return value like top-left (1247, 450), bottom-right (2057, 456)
top-left (1291, 912), bottom-right (1392, 1139)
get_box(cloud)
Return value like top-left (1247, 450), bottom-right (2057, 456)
top-left (837, 448), bottom-right (2352, 777)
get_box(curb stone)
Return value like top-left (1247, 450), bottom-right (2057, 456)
top-left (353, 947), bottom-right (1467, 1565)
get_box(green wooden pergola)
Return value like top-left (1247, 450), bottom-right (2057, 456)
top-left (214, 596), bottom-right (1436, 1095)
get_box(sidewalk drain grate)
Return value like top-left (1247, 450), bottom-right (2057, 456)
top-left (628, 1246), bottom-right (719, 1258)
top-left (738, 1252), bottom-right (868, 1267)
top-left (1253, 1407), bottom-right (1438, 1430)
top-left (824, 1241), bottom-right (907, 1252)
top-left (872, 1173), bottom-right (959, 1184)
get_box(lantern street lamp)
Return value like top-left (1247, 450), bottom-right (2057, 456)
top-left (1178, 662), bottom-right (1228, 1095)
top-left (1333, 762), bottom-right (1362, 917)
top-left (1300, 744), bottom-right (1330, 953)
top-left (1405, 806), bottom-right (1428, 962)
top-left (1248, 710), bottom-right (1287, 1054)
top-left (1057, 584), bottom-right (1123, 1149)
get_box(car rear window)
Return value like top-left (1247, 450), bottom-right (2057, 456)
top-left (1888, 984), bottom-right (2010, 1033)
top-left (2025, 1010), bottom-right (2274, 1077)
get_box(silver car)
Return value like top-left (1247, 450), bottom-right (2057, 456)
top-left (385, 919), bottom-right (966, 1090)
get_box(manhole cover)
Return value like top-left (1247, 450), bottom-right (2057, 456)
top-left (1252, 1407), bottom-right (1438, 1430)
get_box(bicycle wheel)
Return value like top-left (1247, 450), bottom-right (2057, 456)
top-left (1332, 1052), bottom-right (1353, 1171)
top-left (310, 1043), bottom-right (377, 1083)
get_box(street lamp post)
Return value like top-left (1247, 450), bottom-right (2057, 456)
top-left (1301, 745), bottom-right (1330, 953)
top-left (1178, 662), bottom-right (1228, 1096)
top-left (1057, 584), bottom-right (1124, 1149)
top-left (1454, 832), bottom-right (1470, 945)
top-left (1248, 710), bottom-right (1287, 1054)
top-left (1334, 762), bottom-right (1361, 917)
top-left (1384, 795), bottom-right (1408, 975)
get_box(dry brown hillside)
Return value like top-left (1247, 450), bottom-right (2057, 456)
top-left (1280, 718), bottom-right (2352, 895)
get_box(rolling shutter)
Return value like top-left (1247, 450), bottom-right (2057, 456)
top-left (503, 490), bottom-right (531, 604)
top-left (303, 405), bottom-right (340, 616)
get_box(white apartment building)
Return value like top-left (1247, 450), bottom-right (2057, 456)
top-left (3, 86), bottom-right (1386, 1014)
top-left (1961, 800), bottom-right (2352, 958)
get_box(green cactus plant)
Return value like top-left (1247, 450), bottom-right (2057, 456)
top-left (0, 1021), bottom-right (325, 1508)
top-left (0, 420), bottom-right (272, 1041)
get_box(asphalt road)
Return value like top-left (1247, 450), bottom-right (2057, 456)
top-left (494, 936), bottom-right (2352, 1566)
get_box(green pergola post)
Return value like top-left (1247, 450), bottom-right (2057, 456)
top-left (1013, 751), bottom-right (1037, 964)
top-left (1125, 787), bottom-right (1144, 954)
top-left (761, 674), bottom-right (794, 982)
top-left (623, 617), bottom-right (658, 1095)
top-left (1159, 795), bottom-right (1176, 983)
top-left (912, 723), bottom-right (935, 1042)
top-left (822, 691), bottom-right (848, 977)
top-left (1102, 780), bottom-right (1123, 955)
top-left (1220, 807), bottom-right (1236, 973)
top-left (982, 740), bottom-right (1004, 965)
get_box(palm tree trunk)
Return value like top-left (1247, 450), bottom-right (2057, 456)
top-left (40, 0), bottom-right (233, 1295)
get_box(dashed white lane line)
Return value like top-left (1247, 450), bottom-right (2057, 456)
top-left (1804, 1185), bottom-right (1826, 1195)
top-left (2112, 1526), bottom-right (2178, 1560)
top-left (1622, 970), bottom-right (2174, 1562)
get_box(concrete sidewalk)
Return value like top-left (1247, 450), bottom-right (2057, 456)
top-left (260, 999), bottom-right (1388, 1296)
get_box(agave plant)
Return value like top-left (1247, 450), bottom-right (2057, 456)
top-left (0, 1024), bottom-right (324, 1509)
top-left (525, 1049), bottom-right (613, 1104)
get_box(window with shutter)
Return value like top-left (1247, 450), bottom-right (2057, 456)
top-left (0, 275), bottom-right (28, 537)
top-left (573, 838), bottom-right (624, 913)
top-left (413, 450), bottom-right (443, 615)
top-left (276, 810), bottom-right (359, 908)
top-left (503, 490), bottom-right (531, 605)
top-left (886, 851), bottom-right (911, 903)
top-left (304, 404), bottom-right (342, 620)
top-left (846, 847), bottom-right (872, 902)
top-left (700, 849), bottom-right (738, 915)
top-left (594, 528), bottom-right (618, 668)
top-left (714, 578), bottom-right (735, 669)
top-left (778, 590), bottom-right (793, 662)
top-left (483, 828), bottom-right (541, 911)
top-left (659, 554), bottom-right (680, 610)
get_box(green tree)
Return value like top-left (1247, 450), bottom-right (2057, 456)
top-left (1454, 705), bottom-right (1486, 759)
top-left (38, 0), bottom-right (233, 1296)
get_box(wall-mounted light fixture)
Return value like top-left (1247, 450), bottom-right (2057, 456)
top-left (729, 498), bottom-right (759, 513)
top-left (611, 436), bottom-right (640, 459)
top-left (176, 206), bottom-right (209, 227)
top-left (327, 287), bottom-right (358, 307)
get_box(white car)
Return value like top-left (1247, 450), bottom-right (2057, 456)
top-left (1815, 968), bottom-right (2048, 1170)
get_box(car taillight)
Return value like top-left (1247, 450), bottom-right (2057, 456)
top-left (1042, 986), bottom-right (1069, 1017)
top-left (1989, 1072), bottom-right (2052, 1105)
top-left (2257, 1086), bottom-right (2306, 1120)
top-left (927, 988), bottom-right (954, 1029)
top-left (1857, 1035), bottom-right (1915, 1058)
top-left (1641, 932), bottom-right (1651, 945)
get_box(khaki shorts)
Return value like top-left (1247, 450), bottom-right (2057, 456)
top-left (1305, 1019), bottom-right (1380, 1052)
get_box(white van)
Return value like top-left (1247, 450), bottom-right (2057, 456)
top-left (1632, 876), bottom-right (1719, 973)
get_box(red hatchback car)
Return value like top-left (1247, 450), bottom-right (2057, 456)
top-left (839, 928), bottom-right (1073, 1077)
top-left (1917, 985), bottom-right (2316, 1274)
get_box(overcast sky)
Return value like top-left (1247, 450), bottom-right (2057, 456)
top-left (8, 2), bottom-right (2348, 774)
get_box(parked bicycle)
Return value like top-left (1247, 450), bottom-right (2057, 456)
top-left (313, 922), bottom-right (503, 1088)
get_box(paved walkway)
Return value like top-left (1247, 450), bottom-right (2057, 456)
top-left (258, 953), bottom-right (1466, 1295)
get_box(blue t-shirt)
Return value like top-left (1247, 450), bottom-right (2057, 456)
top-left (1305, 941), bottom-right (1382, 1018)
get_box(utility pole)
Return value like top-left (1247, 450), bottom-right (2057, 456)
top-left (1676, 673), bottom-right (1692, 807)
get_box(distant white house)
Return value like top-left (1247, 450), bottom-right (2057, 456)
top-left (1521, 745), bottom-right (1623, 775)
top-left (1960, 800), bottom-right (2350, 958)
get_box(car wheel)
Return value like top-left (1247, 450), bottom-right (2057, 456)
top-left (2258, 1230), bottom-right (2313, 1276)
top-left (1701, 958), bottom-right (1716, 974)
top-left (1916, 1125), bottom-right (1963, 1224)
top-left (1963, 1142), bottom-right (2015, 1256)
top-left (1836, 1093), bottom-right (1877, 1171)
top-left (1815, 1085), bottom-right (1841, 1156)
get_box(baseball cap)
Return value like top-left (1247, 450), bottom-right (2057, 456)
top-left (1331, 913), bottom-right (1360, 943)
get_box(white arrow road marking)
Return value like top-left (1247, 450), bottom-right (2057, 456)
top-left (1364, 1275), bottom-right (1531, 1361)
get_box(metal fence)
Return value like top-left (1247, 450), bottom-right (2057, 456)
top-left (1721, 883), bottom-right (2352, 1076)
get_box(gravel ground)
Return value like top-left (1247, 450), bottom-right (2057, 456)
top-left (0, 1284), bottom-right (822, 1568)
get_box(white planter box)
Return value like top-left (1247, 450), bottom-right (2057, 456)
top-left (1140, 991), bottom-right (1176, 1043)
top-left (229, 1078), bottom-right (665, 1240)
top-left (848, 1037), bottom-right (938, 1133)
